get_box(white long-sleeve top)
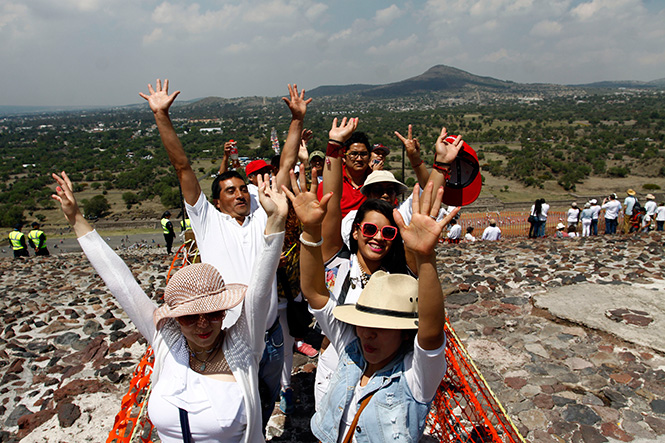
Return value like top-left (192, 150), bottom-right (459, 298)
top-left (78, 229), bottom-right (284, 443)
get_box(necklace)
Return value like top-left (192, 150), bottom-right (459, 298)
top-left (188, 335), bottom-right (223, 372)
top-left (356, 259), bottom-right (372, 288)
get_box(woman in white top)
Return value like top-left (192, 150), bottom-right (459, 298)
top-left (285, 169), bottom-right (454, 443)
top-left (52, 171), bottom-right (286, 443)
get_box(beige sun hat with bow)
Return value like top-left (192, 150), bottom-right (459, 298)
top-left (153, 263), bottom-right (246, 330)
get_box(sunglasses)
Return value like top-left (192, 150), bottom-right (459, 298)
top-left (176, 311), bottom-right (226, 326)
top-left (358, 222), bottom-right (398, 241)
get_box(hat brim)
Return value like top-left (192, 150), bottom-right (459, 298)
top-left (332, 304), bottom-right (418, 330)
top-left (153, 283), bottom-right (247, 329)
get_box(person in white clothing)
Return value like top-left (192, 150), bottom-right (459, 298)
top-left (140, 79), bottom-right (310, 427)
top-left (655, 202), bottom-right (665, 231)
top-left (52, 171), bottom-right (287, 443)
top-left (602, 194), bottom-right (622, 234)
top-left (446, 218), bottom-right (462, 242)
top-left (644, 194), bottom-right (657, 231)
top-left (464, 226), bottom-right (476, 242)
top-left (481, 219), bottom-right (501, 240)
top-left (589, 199), bottom-right (601, 236)
top-left (567, 202), bottom-right (580, 233)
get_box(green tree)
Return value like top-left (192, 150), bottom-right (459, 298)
top-left (122, 192), bottom-right (141, 209)
top-left (81, 195), bottom-right (111, 219)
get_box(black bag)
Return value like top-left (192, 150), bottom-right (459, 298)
top-left (528, 214), bottom-right (538, 223)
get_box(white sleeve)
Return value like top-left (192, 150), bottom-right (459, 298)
top-left (185, 191), bottom-right (212, 242)
top-left (244, 231), bottom-right (285, 355)
top-left (312, 298), bottom-right (356, 355)
top-left (78, 230), bottom-right (157, 343)
top-left (341, 211), bottom-right (356, 250)
top-left (405, 335), bottom-right (447, 403)
top-left (398, 193), bottom-right (414, 225)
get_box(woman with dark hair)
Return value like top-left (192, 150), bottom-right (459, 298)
top-left (286, 171), bottom-right (454, 443)
top-left (528, 199), bottom-right (542, 238)
top-left (309, 117), bottom-right (460, 408)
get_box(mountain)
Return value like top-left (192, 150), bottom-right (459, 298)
top-left (307, 65), bottom-right (517, 98)
top-left (571, 79), bottom-right (664, 89)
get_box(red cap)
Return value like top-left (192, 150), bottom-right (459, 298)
top-left (245, 159), bottom-right (270, 177)
top-left (441, 136), bottom-right (482, 207)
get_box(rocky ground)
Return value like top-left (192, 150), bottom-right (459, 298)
top-left (0, 233), bottom-right (664, 442)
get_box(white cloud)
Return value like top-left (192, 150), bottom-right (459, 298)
top-left (143, 27), bottom-right (163, 46)
top-left (374, 5), bottom-right (403, 26)
top-left (367, 34), bottom-right (418, 55)
top-left (530, 20), bottom-right (562, 37)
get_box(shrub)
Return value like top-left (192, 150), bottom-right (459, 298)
top-left (608, 166), bottom-right (629, 178)
top-left (643, 183), bottom-right (661, 190)
top-left (81, 195), bottom-right (110, 219)
top-left (122, 192), bottom-right (141, 209)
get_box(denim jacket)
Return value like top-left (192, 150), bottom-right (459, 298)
top-left (311, 338), bottom-right (432, 443)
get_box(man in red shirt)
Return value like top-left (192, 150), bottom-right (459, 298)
top-left (317, 132), bottom-right (372, 216)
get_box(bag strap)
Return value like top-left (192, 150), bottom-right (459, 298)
top-left (342, 393), bottom-right (374, 443)
top-left (179, 407), bottom-right (193, 443)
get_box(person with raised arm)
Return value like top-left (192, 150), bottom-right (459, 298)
top-left (284, 170), bottom-right (456, 443)
top-left (52, 171), bottom-right (286, 443)
top-left (140, 79), bottom-right (311, 427)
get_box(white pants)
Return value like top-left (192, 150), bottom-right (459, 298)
top-left (582, 219), bottom-right (591, 237)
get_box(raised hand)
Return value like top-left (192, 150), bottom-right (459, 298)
top-left (282, 84), bottom-right (312, 121)
top-left (282, 169), bottom-right (332, 227)
top-left (257, 173), bottom-right (287, 220)
top-left (139, 79), bottom-right (180, 114)
top-left (434, 127), bottom-right (464, 164)
top-left (51, 171), bottom-right (81, 224)
top-left (301, 128), bottom-right (313, 145)
top-left (328, 117), bottom-right (358, 144)
top-left (395, 124), bottom-right (421, 160)
top-left (395, 182), bottom-right (460, 256)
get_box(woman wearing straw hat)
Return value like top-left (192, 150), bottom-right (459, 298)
top-left (285, 169), bottom-right (456, 443)
top-left (52, 171), bottom-right (286, 443)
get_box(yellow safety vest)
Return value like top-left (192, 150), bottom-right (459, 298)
top-left (9, 231), bottom-right (26, 250)
top-left (28, 229), bottom-right (46, 249)
top-left (181, 219), bottom-right (192, 230)
top-left (161, 218), bottom-right (172, 234)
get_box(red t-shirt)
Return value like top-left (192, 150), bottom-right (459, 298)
top-left (317, 166), bottom-right (368, 217)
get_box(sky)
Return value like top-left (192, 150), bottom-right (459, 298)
top-left (1, 0), bottom-right (664, 107)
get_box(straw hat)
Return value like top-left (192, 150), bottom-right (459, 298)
top-left (557, 222), bottom-right (566, 230)
top-left (360, 170), bottom-right (408, 196)
top-left (646, 194), bottom-right (655, 200)
top-left (153, 263), bottom-right (246, 329)
top-left (571, 202), bottom-right (578, 208)
top-left (627, 189), bottom-right (636, 196)
top-left (333, 271), bottom-right (419, 330)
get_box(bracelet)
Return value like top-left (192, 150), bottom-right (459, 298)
top-left (299, 233), bottom-right (323, 247)
top-left (432, 162), bottom-right (451, 181)
top-left (433, 161), bottom-right (451, 168)
top-left (326, 142), bottom-right (345, 158)
top-left (328, 139), bottom-right (344, 146)
top-left (411, 159), bottom-right (424, 168)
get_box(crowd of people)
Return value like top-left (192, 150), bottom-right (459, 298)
top-left (43, 79), bottom-right (468, 443)
top-left (528, 190), bottom-right (664, 239)
top-left (8, 77), bottom-right (663, 442)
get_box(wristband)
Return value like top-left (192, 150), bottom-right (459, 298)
top-left (326, 142), bottom-right (345, 158)
top-left (432, 162), bottom-right (451, 181)
top-left (299, 233), bottom-right (323, 247)
top-left (411, 159), bottom-right (424, 168)
top-left (328, 139), bottom-right (344, 146)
